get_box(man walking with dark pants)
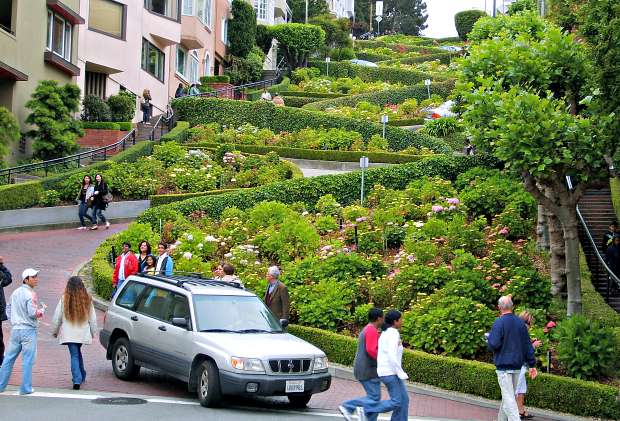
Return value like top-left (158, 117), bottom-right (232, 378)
top-left (339, 307), bottom-right (384, 421)
top-left (0, 256), bottom-right (12, 366)
top-left (487, 296), bottom-right (538, 421)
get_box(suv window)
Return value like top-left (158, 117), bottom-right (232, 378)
top-left (164, 292), bottom-right (190, 324)
top-left (116, 281), bottom-right (147, 309)
top-left (136, 286), bottom-right (170, 320)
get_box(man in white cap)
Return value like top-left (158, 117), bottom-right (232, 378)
top-left (0, 268), bottom-right (45, 395)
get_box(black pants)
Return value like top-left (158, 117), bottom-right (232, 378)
top-left (0, 320), bottom-right (4, 365)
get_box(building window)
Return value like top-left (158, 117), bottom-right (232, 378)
top-left (89, 0), bottom-right (125, 39)
top-left (189, 51), bottom-right (199, 83)
top-left (183, 0), bottom-right (211, 28)
top-left (141, 38), bottom-right (165, 82)
top-left (176, 46), bottom-right (187, 78)
top-left (221, 18), bottom-right (228, 44)
top-left (144, 0), bottom-right (179, 20)
top-left (85, 71), bottom-right (107, 98)
top-left (46, 10), bottom-right (73, 62)
top-left (254, 0), bottom-right (267, 20)
top-left (0, 0), bottom-right (15, 34)
top-left (204, 51), bottom-right (211, 76)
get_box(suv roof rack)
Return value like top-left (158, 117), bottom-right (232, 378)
top-left (139, 273), bottom-right (244, 290)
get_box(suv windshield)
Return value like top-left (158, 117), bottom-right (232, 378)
top-left (194, 295), bottom-right (283, 333)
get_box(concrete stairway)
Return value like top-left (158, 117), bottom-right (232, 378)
top-left (577, 184), bottom-right (620, 312)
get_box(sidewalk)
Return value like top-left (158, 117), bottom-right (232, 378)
top-left (0, 227), bottom-right (584, 421)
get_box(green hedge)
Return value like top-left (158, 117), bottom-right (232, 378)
top-left (138, 154), bottom-right (497, 227)
top-left (308, 60), bottom-right (432, 85)
top-left (355, 52), bottom-right (394, 63)
top-left (160, 121), bottom-right (190, 143)
top-left (173, 98), bottom-right (448, 153)
top-left (303, 80), bottom-right (455, 111)
top-left (378, 52), bottom-right (454, 66)
top-left (185, 143), bottom-right (432, 164)
top-left (355, 39), bottom-right (436, 50)
top-left (281, 96), bottom-right (323, 108)
top-left (277, 91), bottom-right (347, 99)
top-left (92, 246), bottom-right (114, 300)
top-left (0, 181), bottom-right (45, 211)
top-left (81, 121), bottom-right (132, 131)
top-left (288, 324), bottom-right (620, 419)
top-left (200, 75), bottom-right (231, 84)
top-left (150, 188), bottom-right (245, 206)
top-left (388, 118), bottom-right (425, 127)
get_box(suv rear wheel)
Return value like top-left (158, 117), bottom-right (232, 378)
top-left (288, 393), bottom-right (312, 408)
top-left (112, 337), bottom-right (140, 380)
top-left (197, 360), bottom-right (222, 407)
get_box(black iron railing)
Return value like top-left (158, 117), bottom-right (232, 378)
top-left (0, 129), bottom-right (137, 184)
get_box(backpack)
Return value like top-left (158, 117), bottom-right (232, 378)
top-left (103, 192), bottom-right (113, 204)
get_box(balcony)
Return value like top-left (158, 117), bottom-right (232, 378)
top-left (144, 5), bottom-right (181, 47)
top-left (274, 0), bottom-right (290, 20)
top-left (180, 15), bottom-right (206, 50)
top-left (44, 51), bottom-right (80, 76)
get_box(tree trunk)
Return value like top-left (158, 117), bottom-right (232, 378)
top-left (536, 204), bottom-right (550, 251)
top-left (558, 207), bottom-right (582, 315)
top-left (547, 210), bottom-right (566, 295)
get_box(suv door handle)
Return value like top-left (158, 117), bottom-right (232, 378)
top-left (158, 325), bottom-right (167, 331)
top-left (131, 316), bottom-right (138, 321)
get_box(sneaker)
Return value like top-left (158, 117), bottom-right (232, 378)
top-left (19, 389), bottom-right (34, 395)
top-left (105, 221), bottom-right (110, 229)
top-left (356, 407), bottom-right (367, 421)
top-left (73, 384), bottom-right (80, 390)
top-left (338, 405), bottom-right (353, 421)
top-left (90, 225), bottom-right (98, 230)
top-left (77, 226), bottom-right (86, 230)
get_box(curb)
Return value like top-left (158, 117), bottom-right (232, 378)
top-left (83, 272), bottom-right (591, 421)
top-left (0, 217), bottom-right (136, 234)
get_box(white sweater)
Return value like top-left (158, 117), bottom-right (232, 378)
top-left (51, 297), bottom-right (97, 345)
top-left (377, 327), bottom-right (408, 380)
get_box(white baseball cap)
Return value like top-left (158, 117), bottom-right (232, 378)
top-left (22, 268), bottom-right (39, 280)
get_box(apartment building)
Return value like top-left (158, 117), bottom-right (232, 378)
top-left (0, 0), bottom-right (84, 159)
top-left (328, 0), bottom-right (354, 19)
top-left (252, 0), bottom-right (290, 70)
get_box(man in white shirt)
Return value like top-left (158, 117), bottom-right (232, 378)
top-left (155, 242), bottom-right (174, 276)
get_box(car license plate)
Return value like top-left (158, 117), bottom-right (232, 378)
top-left (285, 380), bottom-right (304, 393)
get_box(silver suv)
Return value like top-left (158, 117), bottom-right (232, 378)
top-left (100, 274), bottom-right (331, 408)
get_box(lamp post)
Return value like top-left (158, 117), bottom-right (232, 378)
top-left (381, 114), bottom-right (388, 138)
top-left (360, 156), bottom-right (369, 205)
top-left (305, 0), bottom-right (308, 23)
top-left (424, 79), bottom-right (431, 99)
top-left (325, 56), bottom-right (331, 77)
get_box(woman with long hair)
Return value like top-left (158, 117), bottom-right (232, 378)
top-left (143, 255), bottom-right (157, 275)
top-left (76, 175), bottom-right (95, 230)
top-left (91, 173), bottom-right (110, 230)
top-left (51, 276), bottom-right (97, 390)
top-left (138, 240), bottom-right (152, 272)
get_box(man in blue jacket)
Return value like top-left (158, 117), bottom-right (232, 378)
top-left (487, 295), bottom-right (538, 421)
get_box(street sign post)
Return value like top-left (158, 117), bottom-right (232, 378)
top-left (424, 79), bottom-right (431, 99)
top-left (325, 56), bottom-right (331, 77)
top-left (360, 156), bottom-right (369, 205)
top-left (381, 114), bottom-right (388, 139)
top-left (375, 1), bottom-right (383, 34)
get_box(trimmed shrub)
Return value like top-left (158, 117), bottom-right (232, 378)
top-left (185, 143), bottom-right (432, 164)
top-left (200, 75), bottom-right (231, 84)
top-left (160, 121), bottom-right (190, 143)
top-left (288, 324), bottom-right (620, 419)
top-left (278, 91), bottom-right (347, 99)
top-left (137, 154), bottom-right (498, 227)
top-left (0, 181), bottom-right (44, 211)
top-left (228, 0), bottom-right (257, 58)
top-left (377, 52), bottom-right (453, 66)
top-left (303, 80), bottom-right (455, 111)
top-left (280, 96), bottom-right (322, 108)
top-left (172, 98), bottom-right (449, 153)
top-left (80, 121), bottom-right (132, 130)
top-left (150, 188), bottom-right (245, 206)
top-left (454, 10), bottom-right (487, 40)
top-left (107, 91), bottom-right (136, 122)
top-left (81, 95), bottom-right (111, 122)
top-left (308, 60), bottom-right (432, 85)
top-left (355, 51), bottom-right (393, 63)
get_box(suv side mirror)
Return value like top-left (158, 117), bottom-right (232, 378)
top-left (172, 317), bottom-right (189, 329)
top-left (280, 319), bottom-right (289, 328)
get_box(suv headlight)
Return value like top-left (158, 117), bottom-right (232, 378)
top-left (231, 357), bottom-right (265, 372)
top-left (313, 356), bottom-right (329, 372)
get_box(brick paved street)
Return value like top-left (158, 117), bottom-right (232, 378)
top-left (0, 226), bottom-right (560, 420)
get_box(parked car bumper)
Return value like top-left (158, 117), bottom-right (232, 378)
top-left (219, 370), bottom-right (331, 396)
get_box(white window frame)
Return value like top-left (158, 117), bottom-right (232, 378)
top-left (182, 0), bottom-right (211, 29)
top-left (189, 51), bottom-right (199, 83)
top-left (221, 17), bottom-right (228, 44)
top-left (254, 0), bottom-right (267, 20)
top-left (46, 10), bottom-right (72, 62)
top-left (176, 45), bottom-right (188, 78)
top-left (182, 0), bottom-right (193, 15)
top-left (204, 51), bottom-right (211, 76)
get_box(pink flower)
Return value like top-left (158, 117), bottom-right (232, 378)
top-left (499, 227), bottom-right (509, 236)
top-left (431, 205), bottom-right (444, 213)
top-left (492, 283), bottom-right (501, 289)
top-left (447, 198), bottom-right (460, 205)
top-left (356, 217), bottom-right (368, 223)
top-left (546, 321), bottom-right (556, 329)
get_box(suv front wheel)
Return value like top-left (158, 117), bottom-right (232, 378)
top-left (288, 393), bottom-right (312, 408)
top-left (197, 360), bottom-right (222, 407)
top-left (112, 337), bottom-right (140, 380)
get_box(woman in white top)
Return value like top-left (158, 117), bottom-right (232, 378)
top-left (363, 310), bottom-right (409, 421)
top-left (51, 276), bottom-right (97, 390)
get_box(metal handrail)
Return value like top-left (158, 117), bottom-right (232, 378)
top-left (187, 68), bottom-right (285, 100)
top-left (576, 206), bottom-right (620, 294)
top-left (0, 129), bottom-right (137, 184)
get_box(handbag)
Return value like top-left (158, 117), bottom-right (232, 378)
top-left (103, 192), bottom-right (113, 204)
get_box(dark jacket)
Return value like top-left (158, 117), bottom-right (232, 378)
top-left (602, 231), bottom-right (616, 253)
top-left (605, 244), bottom-right (620, 276)
top-left (0, 263), bottom-right (13, 321)
top-left (264, 281), bottom-right (289, 320)
top-left (488, 313), bottom-right (535, 371)
top-left (353, 324), bottom-right (380, 381)
top-left (92, 181), bottom-right (109, 209)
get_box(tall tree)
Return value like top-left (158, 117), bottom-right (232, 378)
top-left (26, 80), bottom-right (82, 160)
top-left (271, 23), bottom-right (325, 74)
top-left (228, 0), bottom-right (257, 58)
top-left (383, 0), bottom-right (428, 35)
top-left (288, 0), bottom-right (329, 23)
top-left (0, 107), bottom-right (20, 162)
top-left (457, 14), bottom-right (611, 315)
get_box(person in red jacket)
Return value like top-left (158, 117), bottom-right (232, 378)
top-left (112, 242), bottom-right (139, 295)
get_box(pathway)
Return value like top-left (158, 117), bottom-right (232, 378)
top-left (0, 226), bottom-right (564, 420)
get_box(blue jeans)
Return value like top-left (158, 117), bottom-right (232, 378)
top-left (67, 343), bottom-right (86, 385)
top-left (364, 375), bottom-right (409, 421)
top-left (92, 206), bottom-right (107, 224)
top-left (342, 377), bottom-right (381, 421)
top-left (0, 328), bottom-right (37, 394)
top-left (78, 202), bottom-right (93, 226)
